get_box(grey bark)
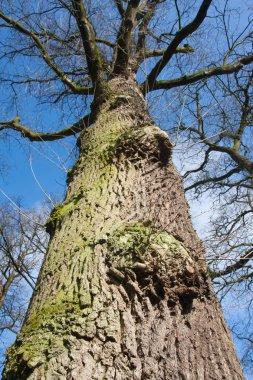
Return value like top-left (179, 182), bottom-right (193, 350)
top-left (3, 77), bottom-right (244, 379)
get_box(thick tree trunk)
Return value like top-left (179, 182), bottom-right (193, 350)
top-left (4, 77), bottom-right (244, 379)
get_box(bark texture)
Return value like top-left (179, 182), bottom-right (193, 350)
top-left (3, 77), bottom-right (244, 379)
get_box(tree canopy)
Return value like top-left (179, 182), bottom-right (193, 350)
top-left (0, 0), bottom-right (252, 139)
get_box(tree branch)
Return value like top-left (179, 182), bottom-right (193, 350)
top-left (185, 167), bottom-right (242, 192)
top-left (143, 0), bottom-right (212, 91)
top-left (183, 147), bottom-right (211, 179)
top-left (174, 0), bottom-right (182, 30)
top-left (145, 55), bottom-right (253, 92)
top-left (113, 0), bottom-right (141, 74)
top-left (114, 0), bottom-right (125, 17)
top-left (233, 75), bottom-right (252, 151)
top-left (0, 10), bottom-right (92, 95)
top-left (0, 269), bottom-right (16, 309)
top-left (211, 248), bottom-right (253, 279)
top-left (144, 45), bottom-right (194, 58)
top-left (134, 1), bottom-right (161, 67)
top-left (0, 115), bottom-right (92, 142)
top-left (96, 38), bottom-right (115, 49)
top-left (71, 0), bottom-right (105, 95)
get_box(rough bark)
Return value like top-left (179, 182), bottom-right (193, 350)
top-left (3, 77), bottom-right (244, 379)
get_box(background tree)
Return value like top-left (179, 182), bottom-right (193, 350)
top-left (0, 0), bottom-right (252, 379)
top-left (175, 68), bottom-right (253, 377)
top-left (0, 201), bottom-right (48, 370)
top-left (178, 70), bottom-right (253, 290)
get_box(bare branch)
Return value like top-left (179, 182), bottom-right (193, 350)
top-left (113, 0), bottom-right (141, 74)
top-left (143, 45), bottom-right (195, 58)
top-left (71, 0), bottom-right (105, 95)
top-left (134, 1), bottom-right (161, 67)
top-left (185, 167), bottom-right (242, 192)
top-left (0, 269), bottom-right (16, 309)
top-left (211, 248), bottom-right (253, 279)
top-left (143, 0), bottom-right (212, 91)
top-left (0, 115), bottom-right (92, 142)
top-left (146, 55), bottom-right (253, 92)
top-left (0, 10), bottom-right (92, 95)
top-left (114, 0), bottom-right (125, 17)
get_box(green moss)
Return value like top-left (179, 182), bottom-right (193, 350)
top-left (46, 191), bottom-right (84, 233)
top-left (66, 157), bottom-right (83, 184)
top-left (6, 331), bottom-right (61, 378)
top-left (107, 222), bottom-right (152, 267)
top-left (67, 167), bottom-right (74, 176)
top-left (152, 232), bottom-right (184, 252)
top-left (4, 290), bottom-right (85, 375)
top-left (107, 223), bottom-right (189, 269)
top-left (45, 202), bottom-right (74, 233)
top-left (23, 292), bottom-right (80, 334)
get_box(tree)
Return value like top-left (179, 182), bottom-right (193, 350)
top-left (178, 69), bottom-right (253, 290)
top-left (0, 0), bottom-right (252, 378)
top-left (0, 202), bottom-right (48, 368)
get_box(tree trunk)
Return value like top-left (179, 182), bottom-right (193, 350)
top-left (3, 77), bottom-right (244, 379)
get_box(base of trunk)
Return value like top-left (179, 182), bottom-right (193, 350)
top-left (5, 282), bottom-right (244, 379)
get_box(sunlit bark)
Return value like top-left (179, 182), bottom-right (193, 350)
top-left (3, 78), bottom-right (244, 379)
